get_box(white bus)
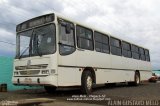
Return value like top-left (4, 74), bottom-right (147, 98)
top-left (12, 13), bottom-right (152, 94)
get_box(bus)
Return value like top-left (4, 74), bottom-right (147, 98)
top-left (12, 13), bottom-right (152, 94)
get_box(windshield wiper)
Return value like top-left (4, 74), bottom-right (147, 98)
top-left (36, 45), bottom-right (42, 57)
top-left (18, 47), bottom-right (29, 59)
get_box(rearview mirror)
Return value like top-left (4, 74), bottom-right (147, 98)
top-left (65, 24), bottom-right (71, 34)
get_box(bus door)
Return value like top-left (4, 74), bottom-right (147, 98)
top-left (57, 18), bottom-right (77, 85)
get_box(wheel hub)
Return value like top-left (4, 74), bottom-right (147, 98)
top-left (87, 76), bottom-right (92, 90)
top-left (136, 75), bottom-right (140, 84)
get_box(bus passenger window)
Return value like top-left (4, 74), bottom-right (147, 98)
top-left (122, 41), bottom-right (132, 58)
top-left (132, 45), bottom-right (140, 60)
top-left (95, 32), bottom-right (109, 54)
top-left (76, 25), bottom-right (93, 50)
top-left (145, 49), bottom-right (150, 61)
top-left (110, 37), bottom-right (122, 56)
top-left (139, 48), bottom-right (146, 61)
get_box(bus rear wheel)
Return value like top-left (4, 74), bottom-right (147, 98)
top-left (81, 71), bottom-right (93, 94)
top-left (128, 72), bottom-right (140, 86)
top-left (44, 86), bottom-right (57, 94)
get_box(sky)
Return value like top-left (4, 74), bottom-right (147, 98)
top-left (0, 0), bottom-right (160, 69)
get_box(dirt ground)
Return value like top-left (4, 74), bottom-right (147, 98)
top-left (0, 82), bottom-right (160, 106)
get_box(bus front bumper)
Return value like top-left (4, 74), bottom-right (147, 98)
top-left (12, 75), bottom-right (58, 87)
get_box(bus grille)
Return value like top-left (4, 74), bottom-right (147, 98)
top-left (19, 70), bottom-right (40, 75)
top-left (15, 64), bottom-right (48, 70)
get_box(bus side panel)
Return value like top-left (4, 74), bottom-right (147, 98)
top-left (123, 57), bottom-right (138, 70)
top-left (75, 50), bottom-right (112, 85)
top-left (138, 60), bottom-right (152, 81)
top-left (76, 50), bottom-right (111, 68)
top-left (58, 51), bottom-right (77, 86)
top-left (57, 67), bottom-right (81, 86)
top-left (138, 61), bottom-right (152, 71)
top-left (111, 55), bottom-right (123, 69)
top-left (96, 69), bottom-right (135, 84)
top-left (140, 71), bottom-right (152, 81)
top-left (111, 55), bottom-right (138, 70)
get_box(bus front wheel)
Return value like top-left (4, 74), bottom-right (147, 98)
top-left (44, 86), bottom-right (57, 94)
top-left (81, 71), bottom-right (93, 94)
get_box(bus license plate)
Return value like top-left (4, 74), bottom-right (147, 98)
top-left (24, 78), bottom-right (32, 83)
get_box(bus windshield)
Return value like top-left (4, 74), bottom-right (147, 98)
top-left (16, 24), bottom-right (56, 58)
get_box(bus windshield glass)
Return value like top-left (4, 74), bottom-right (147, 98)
top-left (16, 24), bottom-right (56, 58)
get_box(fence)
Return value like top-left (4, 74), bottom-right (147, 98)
top-left (0, 56), bottom-right (34, 91)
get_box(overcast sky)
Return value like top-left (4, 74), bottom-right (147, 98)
top-left (0, 0), bottom-right (160, 69)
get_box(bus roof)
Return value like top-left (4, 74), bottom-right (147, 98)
top-left (55, 13), bottom-right (149, 50)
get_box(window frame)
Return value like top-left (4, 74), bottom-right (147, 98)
top-left (94, 31), bottom-right (110, 54)
top-left (110, 37), bottom-right (122, 56)
top-left (122, 41), bottom-right (132, 58)
top-left (139, 47), bottom-right (146, 61)
top-left (16, 23), bottom-right (56, 59)
top-left (145, 49), bottom-right (150, 62)
top-left (131, 45), bottom-right (140, 60)
top-left (76, 25), bottom-right (94, 51)
top-left (58, 18), bottom-right (76, 55)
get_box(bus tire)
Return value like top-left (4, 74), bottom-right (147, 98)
top-left (128, 72), bottom-right (140, 86)
top-left (81, 71), bottom-right (93, 94)
top-left (44, 86), bottom-right (57, 94)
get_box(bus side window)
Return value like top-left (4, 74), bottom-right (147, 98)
top-left (132, 45), bottom-right (140, 60)
top-left (110, 37), bottom-right (122, 56)
top-left (59, 20), bottom-right (75, 55)
top-left (94, 31), bottom-right (110, 54)
top-left (122, 41), bottom-right (132, 58)
top-left (145, 49), bottom-right (150, 61)
top-left (139, 48), bottom-right (146, 61)
top-left (76, 25), bottom-right (94, 50)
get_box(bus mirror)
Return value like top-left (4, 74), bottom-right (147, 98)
top-left (65, 24), bottom-right (71, 34)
